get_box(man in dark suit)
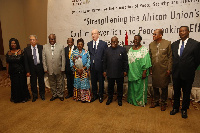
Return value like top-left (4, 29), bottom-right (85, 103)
top-left (65, 38), bottom-right (77, 99)
top-left (87, 29), bottom-right (108, 103)
top-left (103, 36), bottom-right (128, 106)
top-left (24, 35), bottom-right (45, 102)
top-left (170, 26), bottom-right (200, 118)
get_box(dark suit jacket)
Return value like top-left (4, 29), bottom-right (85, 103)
top-left (103, 46), bottom-right (128, 78)
top-left (24, 44), bottom-right (44, 74)
top-left (87, 40), bottom-right (107, 71)
top-left (65, 45), bottom-right (77, 74)
top-left (171, 38), bottom-right (200, 80)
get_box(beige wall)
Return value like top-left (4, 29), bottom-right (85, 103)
top-left (0, 0), bottom-right (47, 54)
top-left (23, 0), bottom-right (47, 46)
top-left (0, 0), bottom-right (26, 53)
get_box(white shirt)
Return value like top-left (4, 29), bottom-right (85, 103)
top-left (69, 45), bottom-right (75, 51)
top-left (93, 38), bottom-right (99, 50)
top-left (31, 45), bottom-right (40, 64)
top-left (178, 38), bottom-right (189, 56)
top-left (92, 38), bottom-right (99, 63)
top-left (51, 43), bottom-right (56, 55)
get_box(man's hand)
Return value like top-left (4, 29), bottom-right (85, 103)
top-left (150, 69), bottom-right (152, 75)
top-left (26, 72), bottom-right (31, 77)
top-left (124, 72), bottom-right (127, 77)
top-left (103, 72), bottom-right (107, 77)
top-left (61, 71), bottom-right (65, 74)
top-left (77, 69), bottom-right (83, 75)
top-left (44, 71), bottom-right (48, 73)
top-left (166, 70), bottom-right (171, 76)
top-left (142, 70), bottom-right (147, 79)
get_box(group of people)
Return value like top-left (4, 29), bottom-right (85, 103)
top-left (6, 26), bottom-right (200, 119)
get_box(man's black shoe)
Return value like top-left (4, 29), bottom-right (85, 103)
top-left (181, 110), bottom-right (188, 119)
top-left (170, 109), bottom-right (179, 115)
top-left (106, 99), bottom-right (112, 105)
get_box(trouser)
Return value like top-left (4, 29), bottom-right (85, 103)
top-left (66, 72), bottom-right (74, 96)
top-left (30, 64), bottom-right (45, 98)
top-left (91, 64), bottom-right (104, 98)
top-left (107, 77), bottom-right (124, 101)
top-left (48, 73), bottom-right (64, 97)
top-left (173, 78), bottom-right (193, 110)
top-left (153, 87), bottom-right (168, 104)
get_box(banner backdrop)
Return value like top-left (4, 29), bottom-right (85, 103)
top-left (48, 0), bottom-right (200, 48)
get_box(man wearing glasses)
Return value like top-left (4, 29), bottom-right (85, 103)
top-left (149, 29), bottom-right (172, 111)
top-left (24, 35), bottom-right (45, 102)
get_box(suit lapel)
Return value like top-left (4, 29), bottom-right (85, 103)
top-left (174, 40), bottom-right (180, 58)
top-left (89, 41), bottom-right (95, 55)
top-left (66, 46), bottom-right (69, 55)
top-left (54, 44), bottom-right (59, 56)
top-left (73, 46), bottom-right (77, 50)
top-left (28, 46), bottom-right (33, 60)
top-left (47, 44), bottom-right (53, 58)
top-left (37, 45), bottom-right (42, 60)
top-left (95, 40), bottom-right (101, 53)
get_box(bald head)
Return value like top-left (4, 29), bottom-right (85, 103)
top-left (48, 34), bottom-right (56, 38)
top-left (111, 36), bottom-right (118, 48)
top-left (91, 29), bottom-right (99, 41)
top-left (48, 34), bottom-right (56, 45)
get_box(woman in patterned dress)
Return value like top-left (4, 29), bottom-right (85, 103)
top-left (70, 38), bottom-right (91, 102)
top-left (127, 35), bottom-right (152, 106)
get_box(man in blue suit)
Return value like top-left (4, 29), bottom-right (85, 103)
top-left (87, 29), bottom-right (108, 103)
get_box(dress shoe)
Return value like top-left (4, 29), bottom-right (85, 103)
top-left (118, 100), bottom-right (122, 106)
top-left (41, 95), bottom-right (45, 101)
top-left (181, 110), bottom-right (188, 119)
top-left (161, 104), bottom-right (166, 111)
top-left (59, 97), bottom-right (64, 101)
top-left (91, 96), bottom-right (98, 102)
top-left (21, 100), bottom-right (26, 103)
top-left (99, 97), bottom-right (103, 103)
top-left (32, 98), bottom-right (37, 102)
top-left (149, 101), bottom-right (159, 108)
top-left (170, 109), bottom-right (179, 115)
top-left (10, 98), bottom-right (14, 102)
top-left (50, 96), bottom-right (57, 101)
top-left (27, 95), bottom-right (31, 100)
top-left (106, 99), bottom-right (112, 105)
top-left (65, 94), bottom-right (73, 99)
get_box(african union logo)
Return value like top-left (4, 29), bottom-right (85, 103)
top-left (72, 0), bottom-right (90, 6)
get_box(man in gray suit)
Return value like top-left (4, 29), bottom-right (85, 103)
top-left (42, 34), bottom-right (65, 101)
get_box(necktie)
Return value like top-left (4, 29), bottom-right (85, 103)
top-left (33, 47), bottom-right (37, 65)
top-left (94, 41), bottom-right (96, 52)
top-left (180, 41), bottom-right (184, 57)
top-left (69, 47), bottom-right (72, 58)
